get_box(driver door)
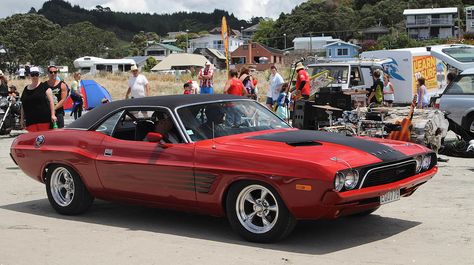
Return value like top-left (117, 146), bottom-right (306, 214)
top-left (94, 108), bottom-right (197, 207)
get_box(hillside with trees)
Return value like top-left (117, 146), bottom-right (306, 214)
top-left (36, 0), bottom-right (256, 40)
top-left (252, 0), bottom-right (473, 50)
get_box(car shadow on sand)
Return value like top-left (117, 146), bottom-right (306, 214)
top-left (1, 199), bottom-right (421, 255)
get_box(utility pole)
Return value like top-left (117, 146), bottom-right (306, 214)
top-left (186, 29), bottom-right (189, 53)
top-left (283, 33), bottom-right (287, 49)
top-left (309, 32), bottom-right (313, 54)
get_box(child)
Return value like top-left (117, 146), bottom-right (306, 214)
top-left (275, 83), bottom-right (290, 121)
top-left (183, 81), bottom-right (193, 94)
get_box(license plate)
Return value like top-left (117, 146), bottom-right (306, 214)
top-left (380, 189), bottom-right (400, 205)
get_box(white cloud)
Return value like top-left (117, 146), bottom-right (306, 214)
top-left (0, 0), bottom-right (307, 20)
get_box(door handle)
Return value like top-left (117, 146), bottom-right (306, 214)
top-left (104, 149), bottom-right (113, 157)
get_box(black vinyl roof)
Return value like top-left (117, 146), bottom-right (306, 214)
top-left (69, 94), bottom-right (246, 129)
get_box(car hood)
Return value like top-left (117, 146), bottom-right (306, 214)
top-left (214, 129), bottom-right (424, 169)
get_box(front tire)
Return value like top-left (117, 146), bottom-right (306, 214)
top-left (226, 181), bottom-right (296, 243)
top-left (45, 165), bottom-right (94, 215)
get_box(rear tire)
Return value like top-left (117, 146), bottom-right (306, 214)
top-left (45, 165), bottom-right (94, 215)
top-left (226, 181), bottom-right (296, 243)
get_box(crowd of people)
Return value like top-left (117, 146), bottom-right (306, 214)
top-left (1, 59), bottom-right (458, 134)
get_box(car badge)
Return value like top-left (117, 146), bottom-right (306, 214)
top-left (35, 135), bottom-right (45, 148)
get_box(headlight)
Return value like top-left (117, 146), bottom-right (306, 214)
top-left (422, 155), bottom-right (432, 170)
top-left (334, 169), bottom-right (359, 191)
top-left (344, 170), bottom-right (359, 190)
top-left (415, 155), bottom-right (423, 173)
top-left (334, 172), bottom-right (345, 191)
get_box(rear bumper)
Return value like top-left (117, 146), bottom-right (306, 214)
top-left (318, 166), bottom-right (437, 218)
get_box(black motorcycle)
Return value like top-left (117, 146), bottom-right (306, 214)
top-left (0, 94), bottom-right (22, 135)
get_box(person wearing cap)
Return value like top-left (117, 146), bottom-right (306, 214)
top-left (183, 80), bottom-right (193, 94)
top-left (20, 67), bottom-right (57, 132)
top-left (198, 61), bottom-right (214, 94)
top-left (125, 65), bottom-right (150, 99)
top-left (292, 62), bottom-right (310, 100)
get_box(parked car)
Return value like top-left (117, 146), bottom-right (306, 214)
top-left (10, 94), bottom-right (437, 242)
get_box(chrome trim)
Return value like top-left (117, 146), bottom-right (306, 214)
top-left (358, 159), bottom-right (416, 189)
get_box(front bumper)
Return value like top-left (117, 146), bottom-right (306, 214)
top-left (319, 166), bottom-right (437, 218)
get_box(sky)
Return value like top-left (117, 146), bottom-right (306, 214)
top-left (0, 0), bottom-right (307, 20)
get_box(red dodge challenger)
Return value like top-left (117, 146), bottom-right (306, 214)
top-left (10, 94), bottom-right (437, 242)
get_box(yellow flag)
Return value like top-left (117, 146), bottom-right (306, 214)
top-left (221, 16), bottom-right (229, 75)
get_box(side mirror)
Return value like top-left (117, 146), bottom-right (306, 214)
top-left (146, 132), bottom-right (163, 143)
top-left (145, 132), bottom-right (171, 148)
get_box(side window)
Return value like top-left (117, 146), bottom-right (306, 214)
top-left (445, 75), bottom-right (474, 94)
top-left (106, 108), bottom-right (184, 143)
top-left (95, 111), bottom-right (124, 136)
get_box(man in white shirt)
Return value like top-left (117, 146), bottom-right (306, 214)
top-left (266, 65), bottom-right (284, 109)
top-left (125, 65), bottom-right (150, 99)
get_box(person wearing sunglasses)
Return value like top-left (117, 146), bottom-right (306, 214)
top-left (20, 67), bottom-right (57, 132)
top-left (43, 66), bottom-right (68, 128)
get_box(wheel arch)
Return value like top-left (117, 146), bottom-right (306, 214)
top-left (461, 110), bottom-right (474, 130)
top-left (41, 162), bottom-right (85, 184)
top-left (220, 177), bottom-right (290, 218)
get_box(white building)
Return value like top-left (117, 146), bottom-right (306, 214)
top-left (189, 34), bottom-right (243, 54)
top-left (403, 7), bottom-right (458, 39)
top-left (292, 36), bottom-right (340, 52)
top-left (466, 6), bottom-right (474, 33)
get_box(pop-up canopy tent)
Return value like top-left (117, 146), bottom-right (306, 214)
top-left (64, 80), bottom-right (112, 110)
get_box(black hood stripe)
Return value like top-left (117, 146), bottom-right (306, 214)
top-left (249, 130), bottom-right (408, 163)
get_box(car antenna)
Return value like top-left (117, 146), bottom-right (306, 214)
top-left (212, 122), bottom-right (217, 149)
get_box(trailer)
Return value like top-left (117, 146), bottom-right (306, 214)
top-left (361, 47), bottom-right (448, 104)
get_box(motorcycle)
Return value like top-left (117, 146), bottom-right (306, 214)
top-left (0, 95), bottom-right (22, 135)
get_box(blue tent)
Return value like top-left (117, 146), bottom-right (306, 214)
top-left (64, 80), bottom-right (112, 110)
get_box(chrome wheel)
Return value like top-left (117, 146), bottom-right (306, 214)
top-left (49, 167), bottom-right (75, 207)
top-left (235, 184), bottom-right (279, 234)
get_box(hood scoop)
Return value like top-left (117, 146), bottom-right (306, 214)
top-left (286, 141), bottom-right (322, 147)
top-left (248, 130), bottom-right (408, 163)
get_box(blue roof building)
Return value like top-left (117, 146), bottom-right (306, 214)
top-left (324, 41), bottom-right (361, 60)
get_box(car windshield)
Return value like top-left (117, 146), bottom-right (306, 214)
top-left (177, 100), bottom-right (290, 141)
top-left (442, 47), bottom-right (474, 63)
top-left (309, 65), bottom-right (349, 84)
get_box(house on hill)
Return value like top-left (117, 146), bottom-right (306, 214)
top-left (189, 34), bottom-right (243, 54)
top-left (324, 41), bottom-right (361, 60)
top-left (362, 25), bottom-right (389, 40)
top-left (292, 36), bottom-right (340, 53)
top-left (242, 24), bottom-right (259, 41)
top-left (466, 6), bottom-right (474, 33)
top-left (144, 43), bottom-right (183, 61)
top-left (403, 7), bottom-right (458, 39)
top-left (193, 48), bottom-right (226, 70)
top-left (230, 42), bottom-right (283, 71)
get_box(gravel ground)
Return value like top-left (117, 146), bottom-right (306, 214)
top-left (0, 132), bottom-right (473, 265)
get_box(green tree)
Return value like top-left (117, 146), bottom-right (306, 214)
top-left (0, 14), bottom-right (60, 65)
top-left (251, 19), bottom-right (273, 45)
top-left (131, 31), bottom-right (148, 56)
top-left (143, 56), bottom-right (157, 72)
